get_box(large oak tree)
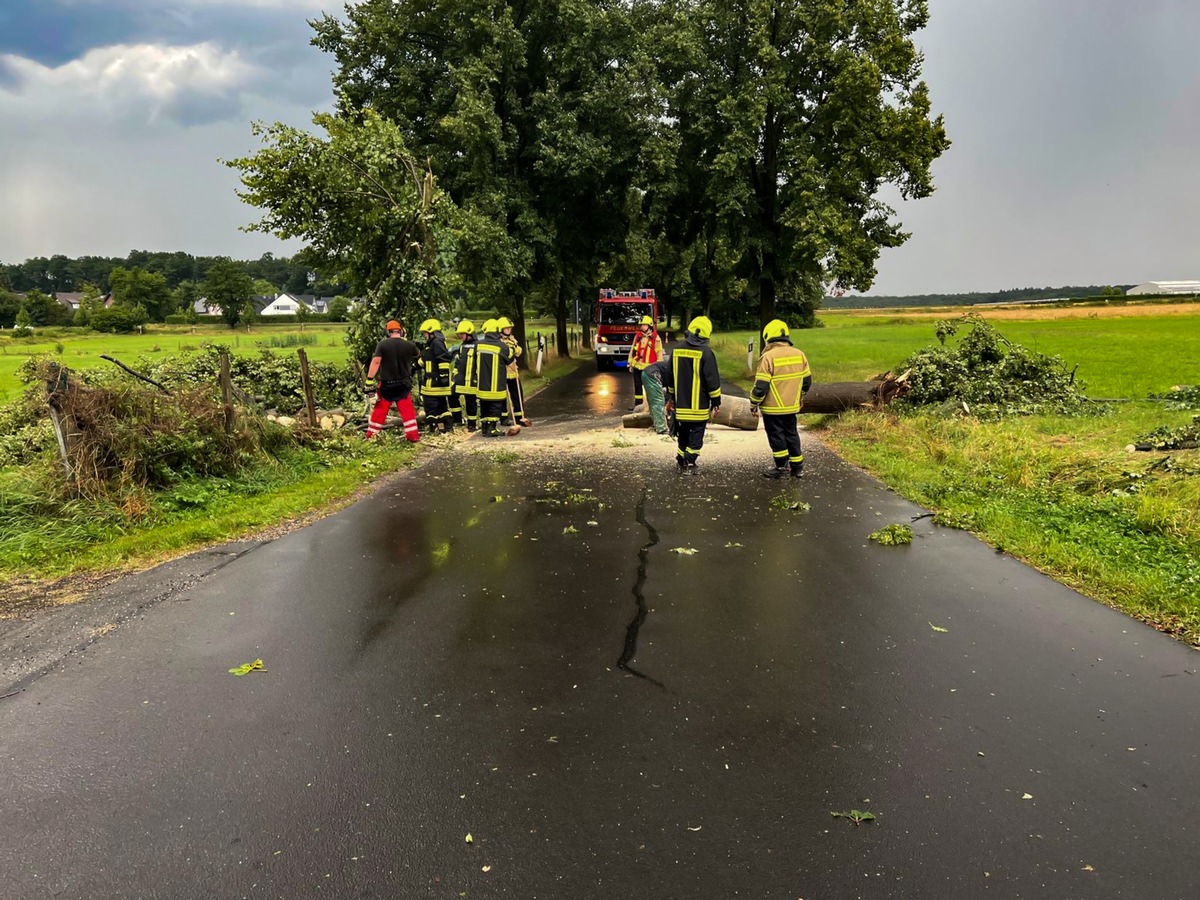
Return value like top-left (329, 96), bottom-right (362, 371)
top-left (657, 0), bottom-right (949, 331)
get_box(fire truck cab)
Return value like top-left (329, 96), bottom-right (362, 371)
top-left (593, 288), bottom-right (659, 371)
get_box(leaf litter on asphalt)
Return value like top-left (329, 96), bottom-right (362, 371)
top-left (831, 810), bottom-right (876, 826)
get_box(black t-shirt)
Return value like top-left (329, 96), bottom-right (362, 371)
top-left (373, 337), bottom-right (420, 385)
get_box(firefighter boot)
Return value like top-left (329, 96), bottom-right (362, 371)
top-left (790, 461), bottom-right (804, 478)
top-left (467, 420), bottom-right (477, 432)
top-left (762, 466), bottom-right (787, 479)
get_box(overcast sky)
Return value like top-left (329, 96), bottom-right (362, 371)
top-left (1, 0), bottom-right (1197, 294)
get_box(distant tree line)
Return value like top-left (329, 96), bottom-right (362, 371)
top-left (824, 285), bottom-right (1134, 310)
top-left (0, 251), bottom-right (352, 331)
top-left (0, 250), bottom-right (347, 296)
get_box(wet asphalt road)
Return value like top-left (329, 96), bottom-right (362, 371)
top-left (2, 365), bottom-right (1199, 900)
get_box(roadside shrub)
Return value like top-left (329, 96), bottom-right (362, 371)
top-left (1149, 385), bottom-right (1200, 410)
top-left (164, 314), bottom-right (189, 325)
top-left (0, 387), bottom-right (54, 467)
top-left (90, 307), bottom-right (138, 333)
top-left (897, 315), bottom-right (1096, 418)
top-left (33, 360), bottom-right (300, 499)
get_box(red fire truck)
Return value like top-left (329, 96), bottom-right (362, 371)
top-left (593, 288), bottom-right (659, 371)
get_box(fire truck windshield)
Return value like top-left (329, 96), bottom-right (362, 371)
top-left (598, 302), bottom-right (652, 325)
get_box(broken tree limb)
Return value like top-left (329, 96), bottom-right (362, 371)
top-left (99, 355), bottom-right (170, 394)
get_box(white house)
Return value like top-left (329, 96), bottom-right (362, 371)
top-left (1127, 280), bottom-right (1200, 296)
top-left (258, 293), bottom-right (311, 315)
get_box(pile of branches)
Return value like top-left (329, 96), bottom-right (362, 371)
top-left (1134, 415), bottom-right (1200, 452)
top-left (31, 345), bottom-right (364, 416)
top-left (896, 315), bottom-right (1096, 418)
top-left (41, 362), bottom-right (296, 499)
top-left (1148, 385), bottom-right (1200, 410)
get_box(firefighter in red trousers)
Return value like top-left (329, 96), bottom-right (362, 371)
top-left (365, 320), bottom-right (421, 441)
top-left (750, 319), bottom-right (812, 477)
top-left (627, 315), bottom-right (664, 410)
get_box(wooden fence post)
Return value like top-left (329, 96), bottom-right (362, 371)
top-left (298, 349), bottom-right (318, 427)
top-left (45, 363), bottom-right (79, 481)
top-left (219, 349), bottom-right (235, 434)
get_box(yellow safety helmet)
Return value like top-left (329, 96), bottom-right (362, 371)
top-left (496, 316), bottom-right (514, 330)
top-left (640, 315), bottom-right (654, 327)
top-left (456, 319), bottom-right (475, 335)
top-left (688, 316), bottom-right (713, 339)
top-left (762, 319), bottom-right (789, 342)
top-left (481, 318), bottom-right (499, 333)
top-left (418, 318), bottom-right (442, 334)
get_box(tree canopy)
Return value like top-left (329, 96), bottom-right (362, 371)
top-left (227, 0), bottom-right (948, 347)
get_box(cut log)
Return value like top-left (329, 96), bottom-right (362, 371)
top-left (622, 395), bottom-right (759, 431)
top-left (800, 374), bottom-right (908, 414)
top-left (621, 373), bottom-right (908, 427)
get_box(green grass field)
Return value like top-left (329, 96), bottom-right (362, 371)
top-left (0, 324), bottom-right (354, 403)
top-left (710, 312), bottom-right (1200, 398)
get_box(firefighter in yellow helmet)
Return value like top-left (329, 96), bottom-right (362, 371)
top-left (452, 319), bottom-right (478, 431)
top-left (750, 319), bottom-right (812, 477)
top-left (496, 316), bottom-right (530, 428)
top-left (418, 318), bottom-right (455, 433)
top-left (666, 315), bottom-right (721, 474)
top-left (627, 314), bottom-right (664, 411)
top-left (474, 319), bottom-right (514, 436)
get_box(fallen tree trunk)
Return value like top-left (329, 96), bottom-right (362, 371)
top-left (622, 395), bottom-right (759, 431)
top-left (621, 373), bottom-right (908, 429)
top-left (800, 374), bottom-right (908, 414)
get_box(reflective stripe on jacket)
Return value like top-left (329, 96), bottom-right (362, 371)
top-left (750, 340), bottom-right (812, 414)
top-left (670, 333), bottom-right (721, 422)
top-left (421, 333), bottom-right (454, 396)
top-left (475, 336), bottom-right (512, 401)
top-left (453, 339), bottom-right (478, 394)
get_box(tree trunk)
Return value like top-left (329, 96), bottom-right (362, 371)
top-left (800, 377), bottom-right (909, 413)
top-left (555, 277), bottom-right (572, 360)
top-left (620, 376), bottom-right (908, 429)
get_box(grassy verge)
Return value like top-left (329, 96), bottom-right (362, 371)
top-left (708, 315), bottom-right (1200, 645)
top-left (815, 408), bottom-right (1200, 646)
top-left (0, 351), bottom-right (593, 610)
top-left (0, 436), bottom-right (420, 595)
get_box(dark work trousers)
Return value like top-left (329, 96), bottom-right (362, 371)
top-left (480, 397), bottom-right (507, 426)
top-left (631, 366), bottom-right (645, 405)
top-left (459, 393), bottom-right (478, 428)
top-left (675, 420), bottom-right (707, 468)
top-left (423, 395), bottom-right (452, 429)
top-left (449, 388), bottom-right (464, 424)
top-left (763, 412), bottom-right (804, 473)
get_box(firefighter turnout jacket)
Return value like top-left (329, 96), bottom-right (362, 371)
top-left (502, 334), bottom-right (523, 378)
top-left (750, 339), bottom-right (812, 413)
top-left (670, 332), bottom-right (722, 422)
top-left (453, 336), bottom-right (478, 395)
top-left (421, 332), bottom-right (454, 397)
top-left (475, 334), bottom-right (513, 401)
top-left (628, 329), bottom-right (664, 370)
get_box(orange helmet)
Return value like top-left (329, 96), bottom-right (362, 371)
top-left (386, 320), bottom-right (402, 332)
